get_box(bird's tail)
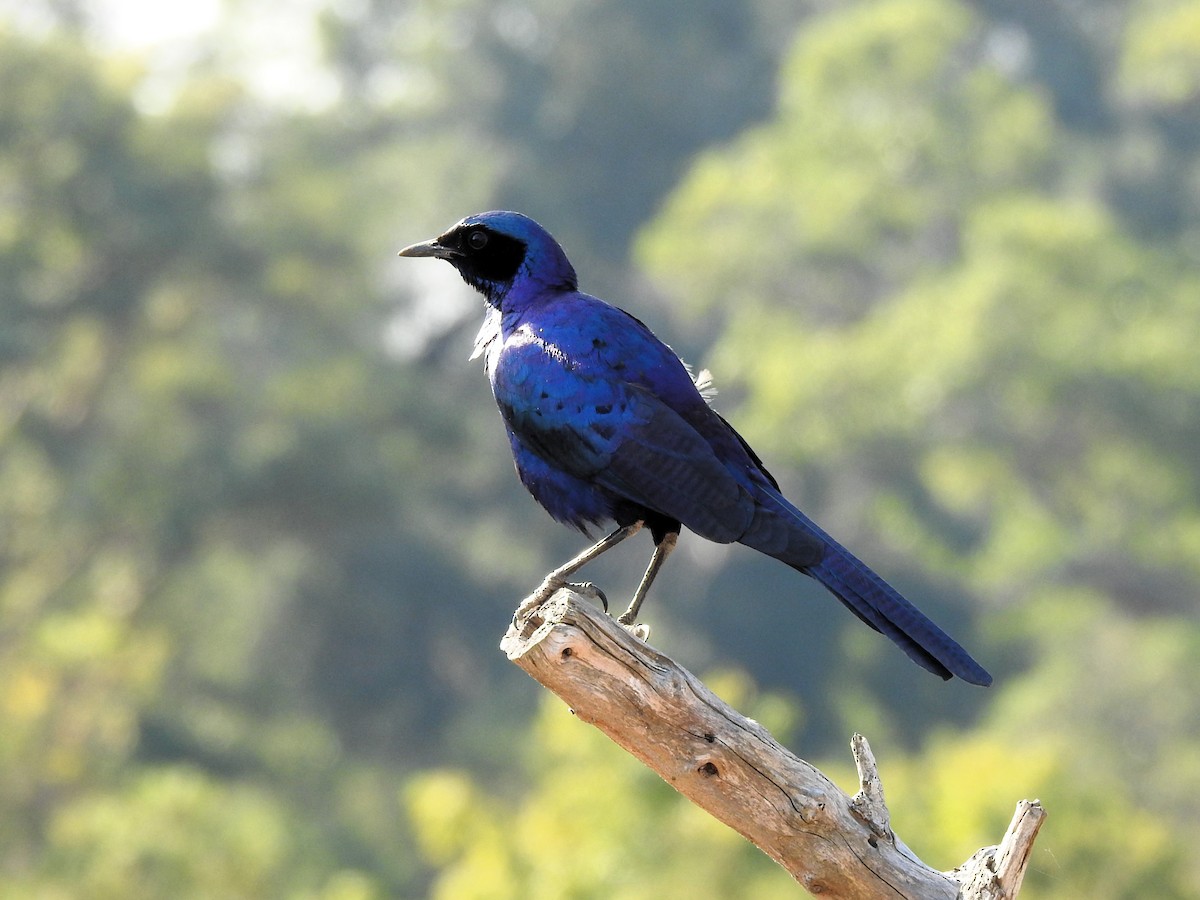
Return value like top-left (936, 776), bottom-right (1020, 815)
top-left (747, 491), bottom-right (992, 685)
top-left (806, 537), bottom-right (992, 684)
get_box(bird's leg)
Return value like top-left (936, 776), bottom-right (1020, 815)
top-left (515, 522), bottom-right (644, 620)
top-left (617, 531), bottom-right (678, 626)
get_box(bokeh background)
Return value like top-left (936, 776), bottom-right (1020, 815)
top-left (2, 0), bottom-right (1199, 897)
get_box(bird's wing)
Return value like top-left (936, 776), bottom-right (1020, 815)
top-left (599, 386), bottom-right (757, 542)
top-left (493, 340), bottom-right (754, 543)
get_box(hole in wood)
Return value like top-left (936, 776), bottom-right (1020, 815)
top-left (699, 761), bottom-right (719, 777)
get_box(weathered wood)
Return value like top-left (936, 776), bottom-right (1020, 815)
top-left (951, 800), bottom-right (1046, 899)
top-left (501, 587), bottom-right (1044, 899)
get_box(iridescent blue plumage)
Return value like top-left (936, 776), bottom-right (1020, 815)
top-left (399, 211), bottom-right (991, 685)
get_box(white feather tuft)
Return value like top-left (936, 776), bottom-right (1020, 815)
top-left (693, 367), bottom-right (718, 402)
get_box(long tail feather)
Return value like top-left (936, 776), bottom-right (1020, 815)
top-left (747, 489), bottom-right (992, 685)
top-left (808, 542), bottom-right (992, 684)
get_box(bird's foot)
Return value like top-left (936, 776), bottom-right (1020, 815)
top-left (571, 582), bottom-right (608, 612)
top-left (621, 621), bottom-right (651, 641)
top-left (616, 609), bottom-right (650, 641)
top-left (514, 579), bottom-right (608, 623)
top-left (514, 575), bottom-right (565, 621)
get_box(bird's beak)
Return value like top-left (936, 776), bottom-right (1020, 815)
top-left (397, 237), bottom-right (461, 259)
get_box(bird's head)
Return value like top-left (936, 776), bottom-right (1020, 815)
top-left (398, 211), bottom-right (577, 308)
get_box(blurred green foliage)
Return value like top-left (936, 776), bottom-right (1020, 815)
top-left (1, 0), bottom-right (1199, 896)
top-left (407, 674), bottom-right (800, 900)
top-left (638, 0), bottom-right (1200, 894)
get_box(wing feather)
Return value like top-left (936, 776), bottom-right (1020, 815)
top-left (493, 339), bottom-right (752, 542)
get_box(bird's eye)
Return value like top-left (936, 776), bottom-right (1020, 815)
top-left (467, 230), bottom-right (489, 250)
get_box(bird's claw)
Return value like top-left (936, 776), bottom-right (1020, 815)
top-left (514, 579), bottom-right (608, 624)
top-left (616, 607), bottom-right (650, 641)
top-left (514, 588), bottom-right (553, 624)
top-left (534, 575), bottom-right (565, 604)
top-left (514, 576), bottom-right (565, 621)
top-left (621, 621), bottom-right (651, 641)
top-left (572, 581), bottom-right (608, 612)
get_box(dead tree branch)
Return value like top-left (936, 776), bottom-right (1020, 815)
top-left (501, 587), bottom-right (1045, 899)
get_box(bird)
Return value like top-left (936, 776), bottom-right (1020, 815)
top-left (398, 211), bottom-right (991, 685)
